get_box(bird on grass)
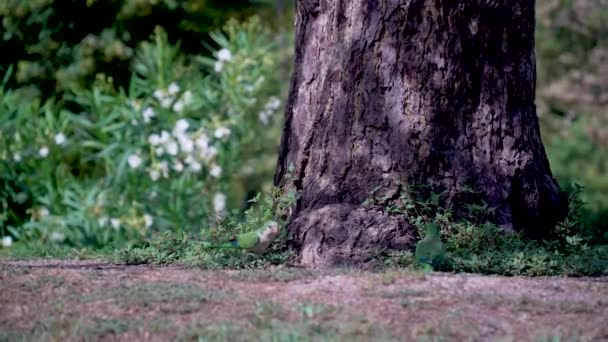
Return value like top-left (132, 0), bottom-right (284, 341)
top-left (204, 221), bottom-right (281, 254)
top-left (415, 223), bottom-right (445, 271)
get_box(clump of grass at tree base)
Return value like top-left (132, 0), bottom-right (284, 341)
top-left (117, 177), bottom-right (299, 269)
top-left (120, 177), bottom-right (608, 276)
top-left (381, 183), bottom-right (608, 276)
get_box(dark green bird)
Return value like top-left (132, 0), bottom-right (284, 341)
top-left (415, 223), bottom-right (445, 271)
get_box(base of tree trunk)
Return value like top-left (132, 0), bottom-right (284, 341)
top-left (289, 204), bottom-right (415, 266)
top-left (277, 0), bottom-right (567, 266)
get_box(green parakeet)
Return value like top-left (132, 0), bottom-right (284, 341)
top-left (205, 221), bottom-right (281, 254)
top-left (415, 223), bottom-right (445, 270)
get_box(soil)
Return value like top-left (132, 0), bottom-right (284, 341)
top-left (1, 258), bottom-right (607, 341)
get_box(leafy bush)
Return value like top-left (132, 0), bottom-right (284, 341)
top-left (0, 17), bottom-right (289, 249)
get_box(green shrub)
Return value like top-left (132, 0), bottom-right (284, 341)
top-left (0, 18), bottom-right (289, 249)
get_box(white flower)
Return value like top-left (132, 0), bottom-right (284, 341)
top-left (155, 147), bottom-right (165, 156)
top-left (160, 97), bottom-right (172, 109)
top-left (39, 207), bottom-right (50, 218)
top-left (160, 130), bottom-right (171, 144)
top-left (143, 214), bottom-right (153, 228)
top-left (179, 136), bottom-right (194, 153)
top-left (153, 89), bottom-right (165, 101)
top-left (214, 127), bottom-right (231, 139)
top-left (159, 161), bottom-right (169, 178)
top-left (243, 84), bottom-right (255, 92)
top-left (209, 164), bottom-right (222, 178)
top-left (174, 119), bottom-right (189, 133)
top-left (1, 236), bottom-right (13, 248)
top-left (128, 154), bottom-right (143, 169)
top-left (166, 141), bottom-right (179, 156)
top-left (98, 216), bottom-right (109, 226)
top-left (149, 169), bottom-right (160, 181)
top-left (195, 134), bottom-right (209, 149)
top-left (13, 153), bottom-right (21, 162)
top-left (259, 109), bottom-right (272, 125)
top-left (39, 146), bottom-right (49, 158)
top-left (184, 155), bottom-right (194, 165)
top-left (214, 61), bottom-right (223, 73)
top-left (50, 232), bottom-right (65, 242)
top-left (172, 100), bottom-right (185, 113)
top-left (142, 107), bottom-right (155, 123)
top-left (182, 91), bottom-right (193, 104)
top-left (148, 134), bottom-right (161, 146)
top-left (168, 82), bottom-right (180, 95)
top-left (173, 162), bottom-right (184, 172)
top-left (149, 191), bottom-right (158, 199)
top-left (266, 97), bottom-right (281, 111)
top-left (217, 48), bottom-right (232, 62)
top-left (199, 146), bottom-right (218, 160)
top-left (208, 146), bottom-right (218, 158)
top-left (190, 161), bottom-right (202, 172)
top-left (213, 192), bottom-right (227, 217)
top-left (54, 133), bottom-right (66, 145)
top-left (110, 218), bottom-right (121, 230)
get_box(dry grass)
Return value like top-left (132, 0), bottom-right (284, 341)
top-left (1, 259), bottom-right (607, 341)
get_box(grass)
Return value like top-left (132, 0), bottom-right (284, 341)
top-left (114, 198), bottom-right (608, 277)
top-left (181, 302), bottom-right (395, 342)
top-left (0, 242), bottom-right (115, 260)
top-left (83, 281), bottom-right (228, 314)
top-left (0, 316), bottom-right (172, 342)
top-left (225, 267), bottom-right (314, 283)
top-left (381, 185), bottom-right (608, 277)
top-left (3, 180), bottom-right (608, 278)
top-left (2, 259), bottom-right (603, 341)
top-left (115, 228), bottom-right (294, 270)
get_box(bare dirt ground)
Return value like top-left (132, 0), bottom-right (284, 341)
top-left (1, 258), bottom-right (607, 341)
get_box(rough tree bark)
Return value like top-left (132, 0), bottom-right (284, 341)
top-left (274, 0), bottom-right (567, 266)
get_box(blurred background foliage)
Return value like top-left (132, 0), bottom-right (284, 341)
top-left (536, 0), bottom-right (608, 240)
top-left (0, 0), bottom-right (606, 251)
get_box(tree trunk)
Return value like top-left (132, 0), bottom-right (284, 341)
top-left (275, 0), bottom-right (567, 266)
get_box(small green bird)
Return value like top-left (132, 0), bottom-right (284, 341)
top-left (205, 221), bottom-right (281, 254)
top-left (415, 223), bottom-right (445, 271)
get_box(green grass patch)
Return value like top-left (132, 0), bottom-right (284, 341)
top-left (117, 183), bottom-right (608, 276)
top-left (382, 185), bottom-right (608, 276)
top-left (116, 183), bottom-right (297, 269)
top-left (115, 230), bottom-right (293, 269)
top-left (0, 242), bottom-right (115, 260)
